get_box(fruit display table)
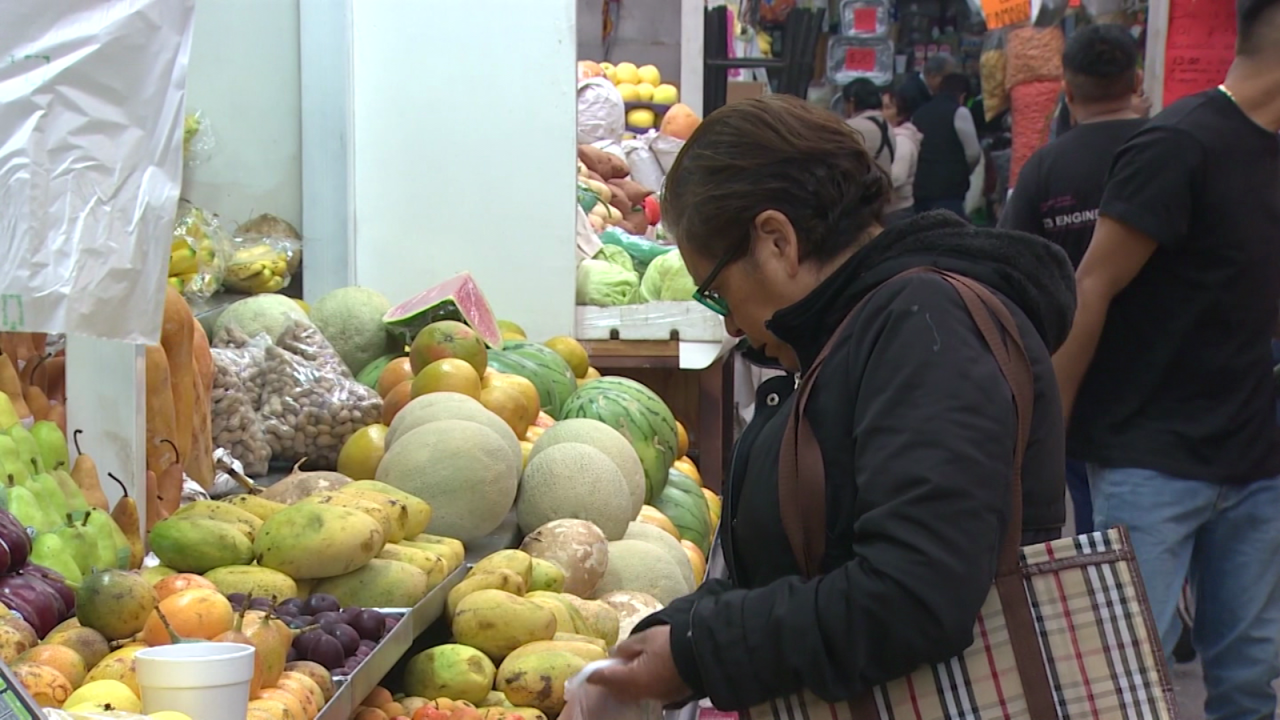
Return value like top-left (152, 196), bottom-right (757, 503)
top-left (580, 340), bottom-right (733, 493)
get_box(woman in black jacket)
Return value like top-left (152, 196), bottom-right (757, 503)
top-left (588, 95), bottom-right (1073, 710)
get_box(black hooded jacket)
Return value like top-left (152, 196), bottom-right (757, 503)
top-left (635, 212), bottom-right (1075, 710)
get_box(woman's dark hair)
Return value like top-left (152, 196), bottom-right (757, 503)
top-left (892, 83), bottom-right (923, 121)
top-left (841, 78), bottom-right (883, 111)
top-left (661, 95), bottom-right (890, 265)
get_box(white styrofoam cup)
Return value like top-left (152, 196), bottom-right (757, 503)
top-left (135, 642), bottom-right (257, 720)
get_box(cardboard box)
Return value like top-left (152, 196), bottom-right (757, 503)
top-left (726, 80), bottom-right (768, 104)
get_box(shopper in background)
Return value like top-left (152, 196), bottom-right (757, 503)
top-left (586, 94), bottom-right (1071, 711)
top-left (1000, 24), bottom-right (1146, 537)
top-left (912, 73), bottom-right (981, 218)
top-left (842, 79), bottom-right (897, 178)
top-left (1052, 0), bottom-right (1280, 715)
top-left (901, 53), bottom-right (959, 111)
top-left (881, 85), bottom-right (923, 227)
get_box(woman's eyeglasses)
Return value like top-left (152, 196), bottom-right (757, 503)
top-left (692, 252), bottom-right (737, 317)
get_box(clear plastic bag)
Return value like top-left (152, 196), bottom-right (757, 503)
top-left (561, 659), bottom-right (663, 720)
top-left (599, 228), bottom-right (675, 276)
top-left (170, 203), bottom-right (230, 301)
top-left (222, 233), bottom-right (299, 295)
top-left (258, 342), bottom-right (383, 469)
top-left (210, 340), bottom-right (271, 477)
top-left (183, 109), bottom-right (216, 166)
top-left (276, 320), bottom-right (353, 380)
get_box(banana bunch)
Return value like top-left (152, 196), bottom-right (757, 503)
top-left (169, 205), bottom-right (228, 299)
top-left (224, 244), bottom-right (290, 293)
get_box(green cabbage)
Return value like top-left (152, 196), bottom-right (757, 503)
top-left (639, 248), bottom-right (697, 302)
top-left (594, 244), bottom-right (635, 273)
top-left (576, 258), bottom-right (641, 306)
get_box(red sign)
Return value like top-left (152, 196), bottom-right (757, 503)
top-left (1163, 0), bottom-right (1236, 106)
top-left (852, 7), bottom-right (878, 32)
top-left (844, 47), bottom-right (877, 72)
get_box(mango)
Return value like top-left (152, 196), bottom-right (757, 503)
top-left (298, 491), bottom-right (396, 542)
top-left (495, 650), bottom-right (587, 717)
top-left (12, 662), bottom-right (74, 707)
top-left (402, 540), bottom-right (463, 572)
top-left (467, 550), bottom-right (532, 586)
top-left (481, 691), bottom-right (513, 708)
top-left (76, 569), bottom-right (157, 641)
top-left (404, 643), bottom-right (495, 704)
top-left (340, 488), bottom-right (411, 542)
top-left (84, 646), bottom-right (144, 696)
top-left (171, 500), bottom-right (264, 541)
top-left (255, 503), bottom-right (385, 579)
top-left (140, 565), bottom-right (178, 585)
top-left (504, 640), bottom-right (606, 665)
top-left (222, 494), bottom-right (288, 522)
top-left (413, 533), bottom-right (466, 560)
top-left (562, 596), bottom-right (620, 646)
top-left (452, 590), bottom-right (556, 662)
top-left (378, 544), bottom-right (448, 589)
top-left (526, 592), bottom-right (590, 636)
top-left (312, 558), bottom-right (429, 607)
top-left (446, 570), bottom-right (527, 618)
top-left (204, 565), bottom-right (299, 602)
top-left (528, 558), bottom-right (565, 593)
top-left (149, 517), bottom-right (254, 574)
top-left (343, 481), bottom-right (433, 537)
top-left (552, 632), bottom-right (608, 652)
top-left (524, 596), bottom-right (575, 636)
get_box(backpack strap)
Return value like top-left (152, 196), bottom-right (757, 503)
top-left (869, 116), bottom-right (896, 165)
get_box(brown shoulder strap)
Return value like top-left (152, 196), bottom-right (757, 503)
top-left (778, 267), bottom-right (1054, 719)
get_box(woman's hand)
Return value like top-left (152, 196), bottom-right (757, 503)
top-left (587, 626), bottom-right (692, 705)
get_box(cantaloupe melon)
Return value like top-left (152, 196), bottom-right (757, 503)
top-left (376, 419), bottom-right (519, 542)
top-left (589, 540), bottom-right (688, 605)
top-left (310, 286), bottom-right (395, 375)
top-left (529, 419), bottom-right (645, 516)
top-left (213, 294), bottom-right (311, 342)
top-left (622, 522), bottom-right (694, 593)
top-left (385, 392), bottom-right (481, 442)
top-left (516, 444), bottom-right (632, 541)
top-left (387, 394), bottom-right (521, 469)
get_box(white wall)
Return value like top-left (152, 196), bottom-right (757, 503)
top-left (183, 0), bottom-right (302, 228)
top-left (578, 0), bottom-right (682, 84)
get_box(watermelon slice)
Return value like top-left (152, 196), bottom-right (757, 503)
top-left (383, 272), bottom-right (504, 348)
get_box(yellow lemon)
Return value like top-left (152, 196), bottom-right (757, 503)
top-left (64, 679), bottom-right (141, 714)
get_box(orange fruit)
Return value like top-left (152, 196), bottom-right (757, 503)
top-left (410, 321), bottom-right (487, 375)
top-left (376, 358), bottom-right (414, 398)
top-left (675, 421), bottom-right (689, 458)
top-left (483, 373), bottom-right (540, 427)
top-left (141, 589), bottom-right (234, 646)
top-left (681, 540), bottom-right (707, 586)
top-left (153, 573), bottom-right (217, 600)
top-left (382, 381), bottom-right (413, 424)
top-left (673, 456), bottom-right (701, 487)
top-left (545, 336), bottom-right (590, 378)
top-left (410, 358), bottom-right (481, 399)
top-left (636, 505), bottom-right (680, 539)
top-left (481, 385), bottom-right (530, 437)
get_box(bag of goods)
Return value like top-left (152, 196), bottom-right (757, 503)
top-left (1010, 80), bottom-right (1061, 186)
top-left (577, 77), bottom-right (626, 144)
top-left (169, 203), bottom-right (228, 301)
top-left (211, 345), bottom-right (272, 476)
top-left (258, 340), bottom-right (383, 469)
top-left (1004, 26), bottom-right (1064, 88)
top-left (222, 234), bottom-right (299, 295)
top-left (981, 31), bottom-right (1010, 122)
top-left (275, 319), bottom-right (353, 380)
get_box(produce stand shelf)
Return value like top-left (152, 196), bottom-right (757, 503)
top-left (315, 565), bottom-right (466, 720)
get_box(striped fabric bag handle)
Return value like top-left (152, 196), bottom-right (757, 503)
top-left (777, 267), bottom-right (1057, 719)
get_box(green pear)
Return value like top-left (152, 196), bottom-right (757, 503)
top-left (6, 477), bottom-right (55, 532)
top-left (0, 436), bottom-right (30, 486)
top-left (83, 508), bottom-right (131, 570)
top-left (29, 421), bottom-right (69, 474)
top-left (54, 514), bottom-right (100, 575)
top-left (22, 472), bottom-right (68, 522)
top-left (6, 426), bottom-right (45, 476)
top-left (30, 532), bottom-right (83, 588)
top-left (0, 395), bottom-right (18, 432)
top-left (51, 470), bottom-right (89, 514)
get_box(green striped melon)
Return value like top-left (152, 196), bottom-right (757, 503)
top-left (652, 468), bottom-right (713, 555)
top-left (487, 340), bottom-right (577, 419)
top-left (558, 377), bottom-right (678, 502)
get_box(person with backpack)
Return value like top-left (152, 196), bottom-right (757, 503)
top-left (842, 79), bottom-right (896, 179)
top-left (881, 84), bottom-right (924, 227)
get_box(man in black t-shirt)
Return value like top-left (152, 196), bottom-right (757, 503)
top-left (1052, 1), bottom-right (1280, 716)
top-left (1000, 25), bottom-right (1146, 538)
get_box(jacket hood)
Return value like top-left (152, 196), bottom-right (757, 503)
top-left (745, 212), bottom-right (1076, 370)
top-left (894, 122), bottom-right (923, 145)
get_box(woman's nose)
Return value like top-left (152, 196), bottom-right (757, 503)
top-left (723, 315), bottom-right (745, 338)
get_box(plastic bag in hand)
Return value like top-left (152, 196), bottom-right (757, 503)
top-left (561, 659), bottom-right (664, 720)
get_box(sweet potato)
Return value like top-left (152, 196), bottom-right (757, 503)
top-left (159, 287), bottom-right (196, 465)
top-left (577, 145), bottom-right (612, 178)
top-left (598, 152), bottom-right (630, 181)
top-left (612, 178), bottom-right (654, 206)
top-left (144, 344), bottom-right (179, 476)
top-left (622, 208), bottom-right (649, 235)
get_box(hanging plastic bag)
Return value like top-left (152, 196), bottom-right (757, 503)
top-left (561, 659), bottom-right (664, 720)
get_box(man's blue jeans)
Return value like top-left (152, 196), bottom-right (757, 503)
top-left (1090, 466), bottom-right (1280, 720)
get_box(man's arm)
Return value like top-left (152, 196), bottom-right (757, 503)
top-left (1053, 217), bottom-right (1158, 417)
top-left (1052, 125), bottom-right (1203, 418)
top-left (954, 106), bottom-right (981, 169)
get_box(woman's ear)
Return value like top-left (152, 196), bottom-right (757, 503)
top-left (752, 210), bottom-right (801, 276)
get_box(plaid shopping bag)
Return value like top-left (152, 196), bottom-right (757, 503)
top-left (749, 268), bottom-right (1178, 720)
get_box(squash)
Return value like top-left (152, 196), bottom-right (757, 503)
top-left (186, 328), bottom-right (215, 489)
top-left (160, 287), bottom-right (196, 466)
top-left (144, 344), bottom-right (179, 476)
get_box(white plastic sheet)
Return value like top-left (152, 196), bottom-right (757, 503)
top-left (0, 0), bottom-right (195, 343)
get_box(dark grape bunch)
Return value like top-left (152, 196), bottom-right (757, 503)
top-left (228, 592), bottom-right (401, 675)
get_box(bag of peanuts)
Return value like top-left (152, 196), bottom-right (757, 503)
top-left (210, 344), bottom-right (272, 476)
top-left (257, 340), bottom-right (383, 469)
top-left (275, 320), bottom-right (353, 380)
top-left (1005, 26), bottom-right (1064, 88)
